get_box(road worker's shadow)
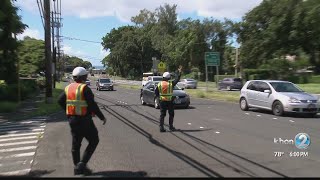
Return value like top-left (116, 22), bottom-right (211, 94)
top-left (90, 170), bottom-right (147, 177)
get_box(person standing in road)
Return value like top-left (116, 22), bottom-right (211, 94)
top-left (58, 67), bottom-right (107, 176)
top-left (155, 65), bottom-right (182, 132)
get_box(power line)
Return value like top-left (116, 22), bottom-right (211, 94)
top-left (36, 0), bottom-right (45, 28)
top-left (61, 36), bottom-right (101, 44)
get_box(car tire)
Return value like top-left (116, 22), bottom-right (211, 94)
top-left (154, 98), bottom-right (160, 109)
top-left (240, 97), bottom-right (249, 111)
top-left (272, 101), bottom-right (284, 116)
top-left (140, 95), bottom-right (146, 105)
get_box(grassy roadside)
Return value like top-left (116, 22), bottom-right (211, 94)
top-left (297, 83), bottom-right (320, 94)
top-left (0, 101), bottom-right (19, 113)
top-left (116, 84), bottom-right (142, 90)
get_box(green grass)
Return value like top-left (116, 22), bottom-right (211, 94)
top-left (0, 101), bottom-right (19, 113)
top-left (186, 89), bottom-right (240, 103)
top-left (297, 83), bottom-right (320, 94)
top-left (117, 84), bottom-right (142, 90)
top-left (197, 81), bottom-right (217, 89)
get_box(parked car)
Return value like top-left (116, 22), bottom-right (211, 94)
top-left (218, 78), bottom-right (243, 90)
top-left (140, 81), bottom-right (190, 109)
top-left (85, 80), bottom-right (91, 86)
top-left (239, 80), bottom-right (320, 117)
top-left (142, 76), bottom-right (163, 87)
top-left (96, 78), bottom-right (114, 91)
top-left (178, 79), bottom-right (198, 89)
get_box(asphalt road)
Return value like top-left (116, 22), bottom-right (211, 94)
top-left (2, 85), bottom-right (319, 177)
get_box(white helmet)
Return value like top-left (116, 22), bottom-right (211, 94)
top-left (72, 67), bottom-right (88, 77)
top-left (163, 72), bottom-right (171, 79)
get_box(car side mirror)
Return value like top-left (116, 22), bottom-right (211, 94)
top-left (264, 89), bottom-right (271, 94)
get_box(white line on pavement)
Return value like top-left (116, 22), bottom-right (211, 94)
top-left (0, 129), bottom-right (44, 135)
top-left (257, 115), bottom-right (261, 117)
top-left (0, 136), bottom-right (38, 142)
top-left (0, 146), bottom-right (37, 153)
top-left (200, 127), bottom-right (204, 129)
top-left (0, 169), bottom-right (31, 176)
top-left (0, 132), bottom-right (43, 139)
top-left (212, 118), bottom-right (222, 121)
top-left (289, 120), bottom-right (295, 123)
top-left (0, 160), bottom-right (28, 167)
top-left (215, 131), bottom-right (220, 134)
top-left (187, 123), bottom-right (191, 125)
top-left (0, 152), bottom-right (35, 160)
top-left (245, 113), bottom-right (250, 115)
top-left (0, 123), bottom-right (45, 129)
top-left (273, 118), bottom-right (278, 120)
top-left (0, 126), bottom-right (45, 132)
top-left (0, 140), bottom-right (38, 147)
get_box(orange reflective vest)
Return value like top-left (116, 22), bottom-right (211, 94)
top-left (158, 81), bottom-right (173, 101)
top-left (65, 83), bottom-right (88, 116)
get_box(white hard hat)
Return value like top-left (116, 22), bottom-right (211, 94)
top-left (163, 72), bottom-right (171, 79)
top-left (72, 67), bottom-right (88, 77)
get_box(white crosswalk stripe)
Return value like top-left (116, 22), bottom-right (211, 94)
top-left (0, 118), bottom-right (47, 176)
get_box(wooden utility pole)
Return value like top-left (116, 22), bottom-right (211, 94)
top-left (51, 11), bottom-right (56, 88)
top-left (44, 0), bottom-right (53, 103)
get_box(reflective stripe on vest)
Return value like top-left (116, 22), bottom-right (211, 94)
top-left (158, 81), bottom-right (173, 101)
top-left (65, 83), bottom-right (88, 116)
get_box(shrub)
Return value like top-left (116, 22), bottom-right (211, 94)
top-left (196, 91), bottom-right (206, 98)
top-left (310, 75), bottom-right (320, 83)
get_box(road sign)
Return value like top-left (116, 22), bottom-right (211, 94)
top-left (205, 52), bottom-right (220, 66)
top-left (158, 62), bottom-right (166, 73)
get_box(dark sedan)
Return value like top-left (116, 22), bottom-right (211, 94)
top-left (140, 81), bottom-right (190, 109)
top-left (96, 78), bottom-right (114, 91)
top-left (218, 77), bottom-right (243, 91)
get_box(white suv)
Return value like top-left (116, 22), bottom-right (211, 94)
top-left (142, 76), bottom-right (163, 87)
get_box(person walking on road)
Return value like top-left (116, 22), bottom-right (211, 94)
top-left (58, 67), bottom-right (107, 176)
top-left (155, 65), bottom-right (182, 132)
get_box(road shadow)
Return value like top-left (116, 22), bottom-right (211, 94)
top-left (90, 170), bottom-right (147, 177)
top-left (28, 170), bottom-right (56, 177)
top-left (250, 108), bottom-right (319, 119)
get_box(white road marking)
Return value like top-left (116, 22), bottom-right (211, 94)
top-left (289, 120), bottom-right (295, 123)
top-left (0, 136), bottom-right (38, 142)
top-left (0, 169), bottom-right (31, 176)
top-left (187, 123), bottom-right (191, 125)
top-left (0, 146), bottom-right (37, 153)
top-left (30, 159), bottom-right (33, 164)
top-left (0, 129), bottom-right (44, 135)
top-left (215, 131), bottom-right (220, 134)
top-left (1, 120), bottom-right (45, 125)
top-left (257, 115), bottom-right (261, 117)
top-left (212, 118), bottom-right (222, 121)
top-left (0, 126), bottom-right (45, 132)
top-left (200, 127), bottom-right (204, 129)
top-left (0, 123), bottom-right (45, 129)
top-left (245, 113), bottom-right (250, 115)
top-left (273, 118), bottom-right (278, 120)
top-left (208, 107), bottom-right (212, 108)
top-left (0, 152), bottom-right (35, 160)
top-left (0, 160), bottom-right (28, 167)
top-left (0, 140), bottom-right (38, 147)
top-left (0, 132), bottom-right (43, 139)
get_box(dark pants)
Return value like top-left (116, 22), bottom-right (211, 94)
top-left (159, 101), bottom-right (174, 128)
top-left (68, 116), bottom-right (99, 166)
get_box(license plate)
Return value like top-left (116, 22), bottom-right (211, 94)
top-left (175, 99), bottom-right (181, 104)
top-left (308, 104), bottom-right (316, 108)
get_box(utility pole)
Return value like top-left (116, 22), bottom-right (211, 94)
top-left (44, 0), bottom-right (53, 103)
top-left (235, 48), bottom-right (238, 77)
top-left (51, 11), bottom-right (56, 88)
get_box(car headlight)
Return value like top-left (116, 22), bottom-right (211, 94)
top-left (289, 97), bottom-right (301, 103)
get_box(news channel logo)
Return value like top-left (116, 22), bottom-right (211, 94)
top-left (274, 133), bottom-right (311, 149)
top-left (295, 133), bottom-right (311, 149)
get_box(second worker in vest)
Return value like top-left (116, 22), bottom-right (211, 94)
top-left (155, 65), bottom-right (183, 132)
top-left (58, 67), bottom-right (107, 176)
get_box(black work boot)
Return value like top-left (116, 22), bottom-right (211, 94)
top-left (169, 126), bottom-right (176, 131)
top-left (160, 126), bottom-right (166, 132)
top-left (75, 162), bottom-right (92, 176)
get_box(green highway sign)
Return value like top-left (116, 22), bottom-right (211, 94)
top-left (205, 52), bottom-right (220, 66)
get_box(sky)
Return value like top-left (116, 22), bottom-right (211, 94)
top-left (15, 0), bottom-right (262, 67)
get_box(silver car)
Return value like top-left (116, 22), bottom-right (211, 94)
top-left (178, 79), bottom-right (198, 89)
top-left (239, 80), bottom-right (320, 117)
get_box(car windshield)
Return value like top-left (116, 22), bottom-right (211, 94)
top-left (270, 82), bottom-right (303, 92)
top-left (152, 77), bottom-right (163, 81)
top-left (100, 79), bottom-right (111, 83)
top-left (186, 79), bottom-right (194, 81)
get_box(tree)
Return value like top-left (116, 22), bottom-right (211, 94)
top-left (17, 37), bottom-right (45, 77)
top-left (0, 0), bottom-right (27, 83)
